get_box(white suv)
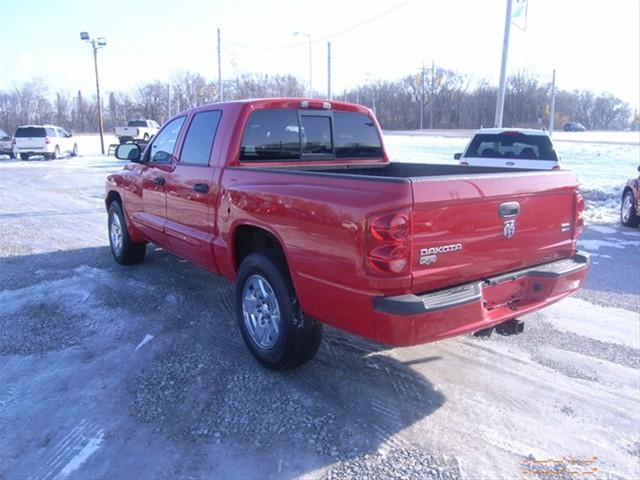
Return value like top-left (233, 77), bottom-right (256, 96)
top-left (455, 128), bottom-right (560, 170)
top-left (14, 125), bottom-right (79, 160)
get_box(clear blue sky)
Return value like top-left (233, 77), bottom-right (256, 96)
top-left (1, 0), bottom-right (638, 109)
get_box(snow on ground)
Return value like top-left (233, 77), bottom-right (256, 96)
top-left (385, 130), bottom-right (640, 226)
top-left (0, 138), bottom-right (639, 479)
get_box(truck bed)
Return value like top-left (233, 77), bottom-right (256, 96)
top-left (240, 162), bottom-right (536, 181)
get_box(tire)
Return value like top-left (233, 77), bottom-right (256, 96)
top-left (235, 252), bottom-right (323, 370)
top-left (19, 153), bottom-right (29, 161)
top-left (71, 143), bottom-right (78, 157)
top-left (621, 190), bottom-right (640, 227)
top-left (108, 201), bottom-right (146, 265)
top-left (143, 133), bottom-right (150, 141)
top-left (49, 146), bottom-right (60, 160)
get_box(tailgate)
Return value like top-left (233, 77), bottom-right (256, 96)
top-left (410, 170), bottom-right (578, 293)
top-left (17, 137), bottom-right (45, 149)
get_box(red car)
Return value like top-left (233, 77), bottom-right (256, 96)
top-left (106, 99), bottom-right (589, 370)
top-left (621, 166), bottom-right (640, 227)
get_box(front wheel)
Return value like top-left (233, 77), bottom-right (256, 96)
top-left (235, 252), bottom-right (322, 370)
top-left (108, 202), bottom-right (146, 265)
top-left (621, 190), bottom-right (640, 227)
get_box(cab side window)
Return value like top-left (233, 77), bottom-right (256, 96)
top-left (180, 111), bottom-right (222, 166)
top-left (150, 116), bottom-right (185, 164)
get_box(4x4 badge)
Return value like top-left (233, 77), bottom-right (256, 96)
top-left (504, 220), bottom-right (516, 238)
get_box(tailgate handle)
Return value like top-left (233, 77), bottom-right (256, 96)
top-left (499, 202), bottom-right (520, 218)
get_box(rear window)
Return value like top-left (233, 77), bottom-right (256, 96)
top-left (240, 110), bottom-right (300, 160)
top-left (15, 127), bottom-right (46, 137)
top-left (127, 120), bottom-right (147, 127)
top-left (240, 109), bottom-right (382, 161)
top-left (465, 133), bottom-right (558, 161)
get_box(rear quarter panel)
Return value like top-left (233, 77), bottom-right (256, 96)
top-left (215, 167), bottom-right (412, 336)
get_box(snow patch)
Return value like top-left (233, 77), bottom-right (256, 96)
top-left (134, 334), bottom-right (154, 352)
top-left (54, 430), bottom-right (104, 479)
top-left (543, 297), bottom-right (640, 349)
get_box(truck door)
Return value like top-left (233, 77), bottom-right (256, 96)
top-left (165, 109), bottom-right (222, 271)
top-left (129, 116), bottom-right (186, 246)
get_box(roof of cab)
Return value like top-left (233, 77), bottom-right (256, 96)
top-left (474, 127), bottom-right (550, 136)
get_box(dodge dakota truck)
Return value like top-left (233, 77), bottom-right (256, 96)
top-left (106, 98), bottom-right (589, 370)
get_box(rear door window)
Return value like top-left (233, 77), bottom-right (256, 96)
top-left (15, 127), bottom-right (46, 137)
top-left (465, 133), bottom-right (558, 161)
top-left (180, 110), bottom-right (222, 166)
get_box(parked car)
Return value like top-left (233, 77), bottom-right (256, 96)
top-left (454, 128), bottom-right (560, 170)
top-left (115, 119), bottom-right (160, 144)
top-left (106, 99), bottom-right (589, 370)
top-left (621, 166), bottom-right (640, 227)
top-left (13, 125), bottom-right (78, 160)
top-left (563, 122), bottom-right (586, 132)
top-left (0, 128), bottom-right (15, 158)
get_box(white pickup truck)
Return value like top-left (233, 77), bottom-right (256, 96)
top-left (454, 128), bottom-right (560, 170)
top-left (114, 119), bottom-right (160, 144)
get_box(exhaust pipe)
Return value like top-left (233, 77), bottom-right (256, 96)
top-left (495, 319), bottom-right (525, 336)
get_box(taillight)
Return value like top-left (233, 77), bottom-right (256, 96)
top-left (552, 165), bottom-right (561, 170)
top-left (45, 137), bottom-right (51, 144)
top-left (366, 211), bottom-right (411, 275)
top-left (11, 138), bottom-right (16, 145)
top-left (575, 191), bottom-right (585, 237)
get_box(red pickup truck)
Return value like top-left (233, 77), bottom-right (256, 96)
top-left (106, 98), bottom-right (589, 370)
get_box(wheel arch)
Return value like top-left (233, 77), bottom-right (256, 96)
top-left (232, 224), bottom-right (292, 280)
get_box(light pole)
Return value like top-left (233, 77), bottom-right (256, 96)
top-left (80, 32), bottom-right (106, 155)
top-left (294, 31), bottom-right (312, 97)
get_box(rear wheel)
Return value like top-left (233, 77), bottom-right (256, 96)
top-left (49, 146), bottom-right (60, 160)
top-left (108, 201), bottom-right (146, 265)
top-left (621, 190), bottom-right (640, 227)
top-left (235, 252), bottom-right (322, 370)
top-left (143, 133), bottom-right (150, 141)
top-left (19, 153), bottom-right (29, 161)
top-left (71, 143), bottom-right (78, 157)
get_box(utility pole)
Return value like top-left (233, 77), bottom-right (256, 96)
top-left (548, 69), bottom-right (556, 135)
top-left (167, 84), bottom-right (171, 118)
top-left (92, 45), bottom-right (105, 154)
top-left (327, 42), bottom-right (332, 100)
top-left (80, 32), bottom-right (106, 155)
top-left (429, 60), bottom-right (435, 129)
top-left (217, 28), bottom-right (223, 102)
top-left (494, 0), bottom-right (513, 127)
top-left (418, 63), bottom-right (425, 129)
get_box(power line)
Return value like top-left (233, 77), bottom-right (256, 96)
top-left (225, 0), bottom-right (410, 51)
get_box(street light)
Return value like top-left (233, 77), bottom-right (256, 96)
top-left (293, 31), bottom-right (312, 97)
top-left (80, 32), bottom-right (106, 154)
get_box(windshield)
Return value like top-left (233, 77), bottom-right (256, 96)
top-left (465, 133), bottom-right (558, 161)
top-left (14, 127), bottom-right (46, 137)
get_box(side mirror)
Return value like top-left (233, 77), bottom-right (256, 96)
top-left (454, 153), bottom-right (462, 160)
top-left (637, 165), bottom-right (640, 173)
top-left (115, 143), bottom-right (141, 163)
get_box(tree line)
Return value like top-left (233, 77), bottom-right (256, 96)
top-left (0, 69), bottom-right (634, 135)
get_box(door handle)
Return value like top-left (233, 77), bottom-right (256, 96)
top-left (193, 183), bottom-right (209, 193)
top-left (499, 201), bottom-right (520, 218)
top-left (154, 177), bottom-right (165, 186)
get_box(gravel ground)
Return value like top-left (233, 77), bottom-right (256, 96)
top-left (0, 151), bottom-right (638, 479)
